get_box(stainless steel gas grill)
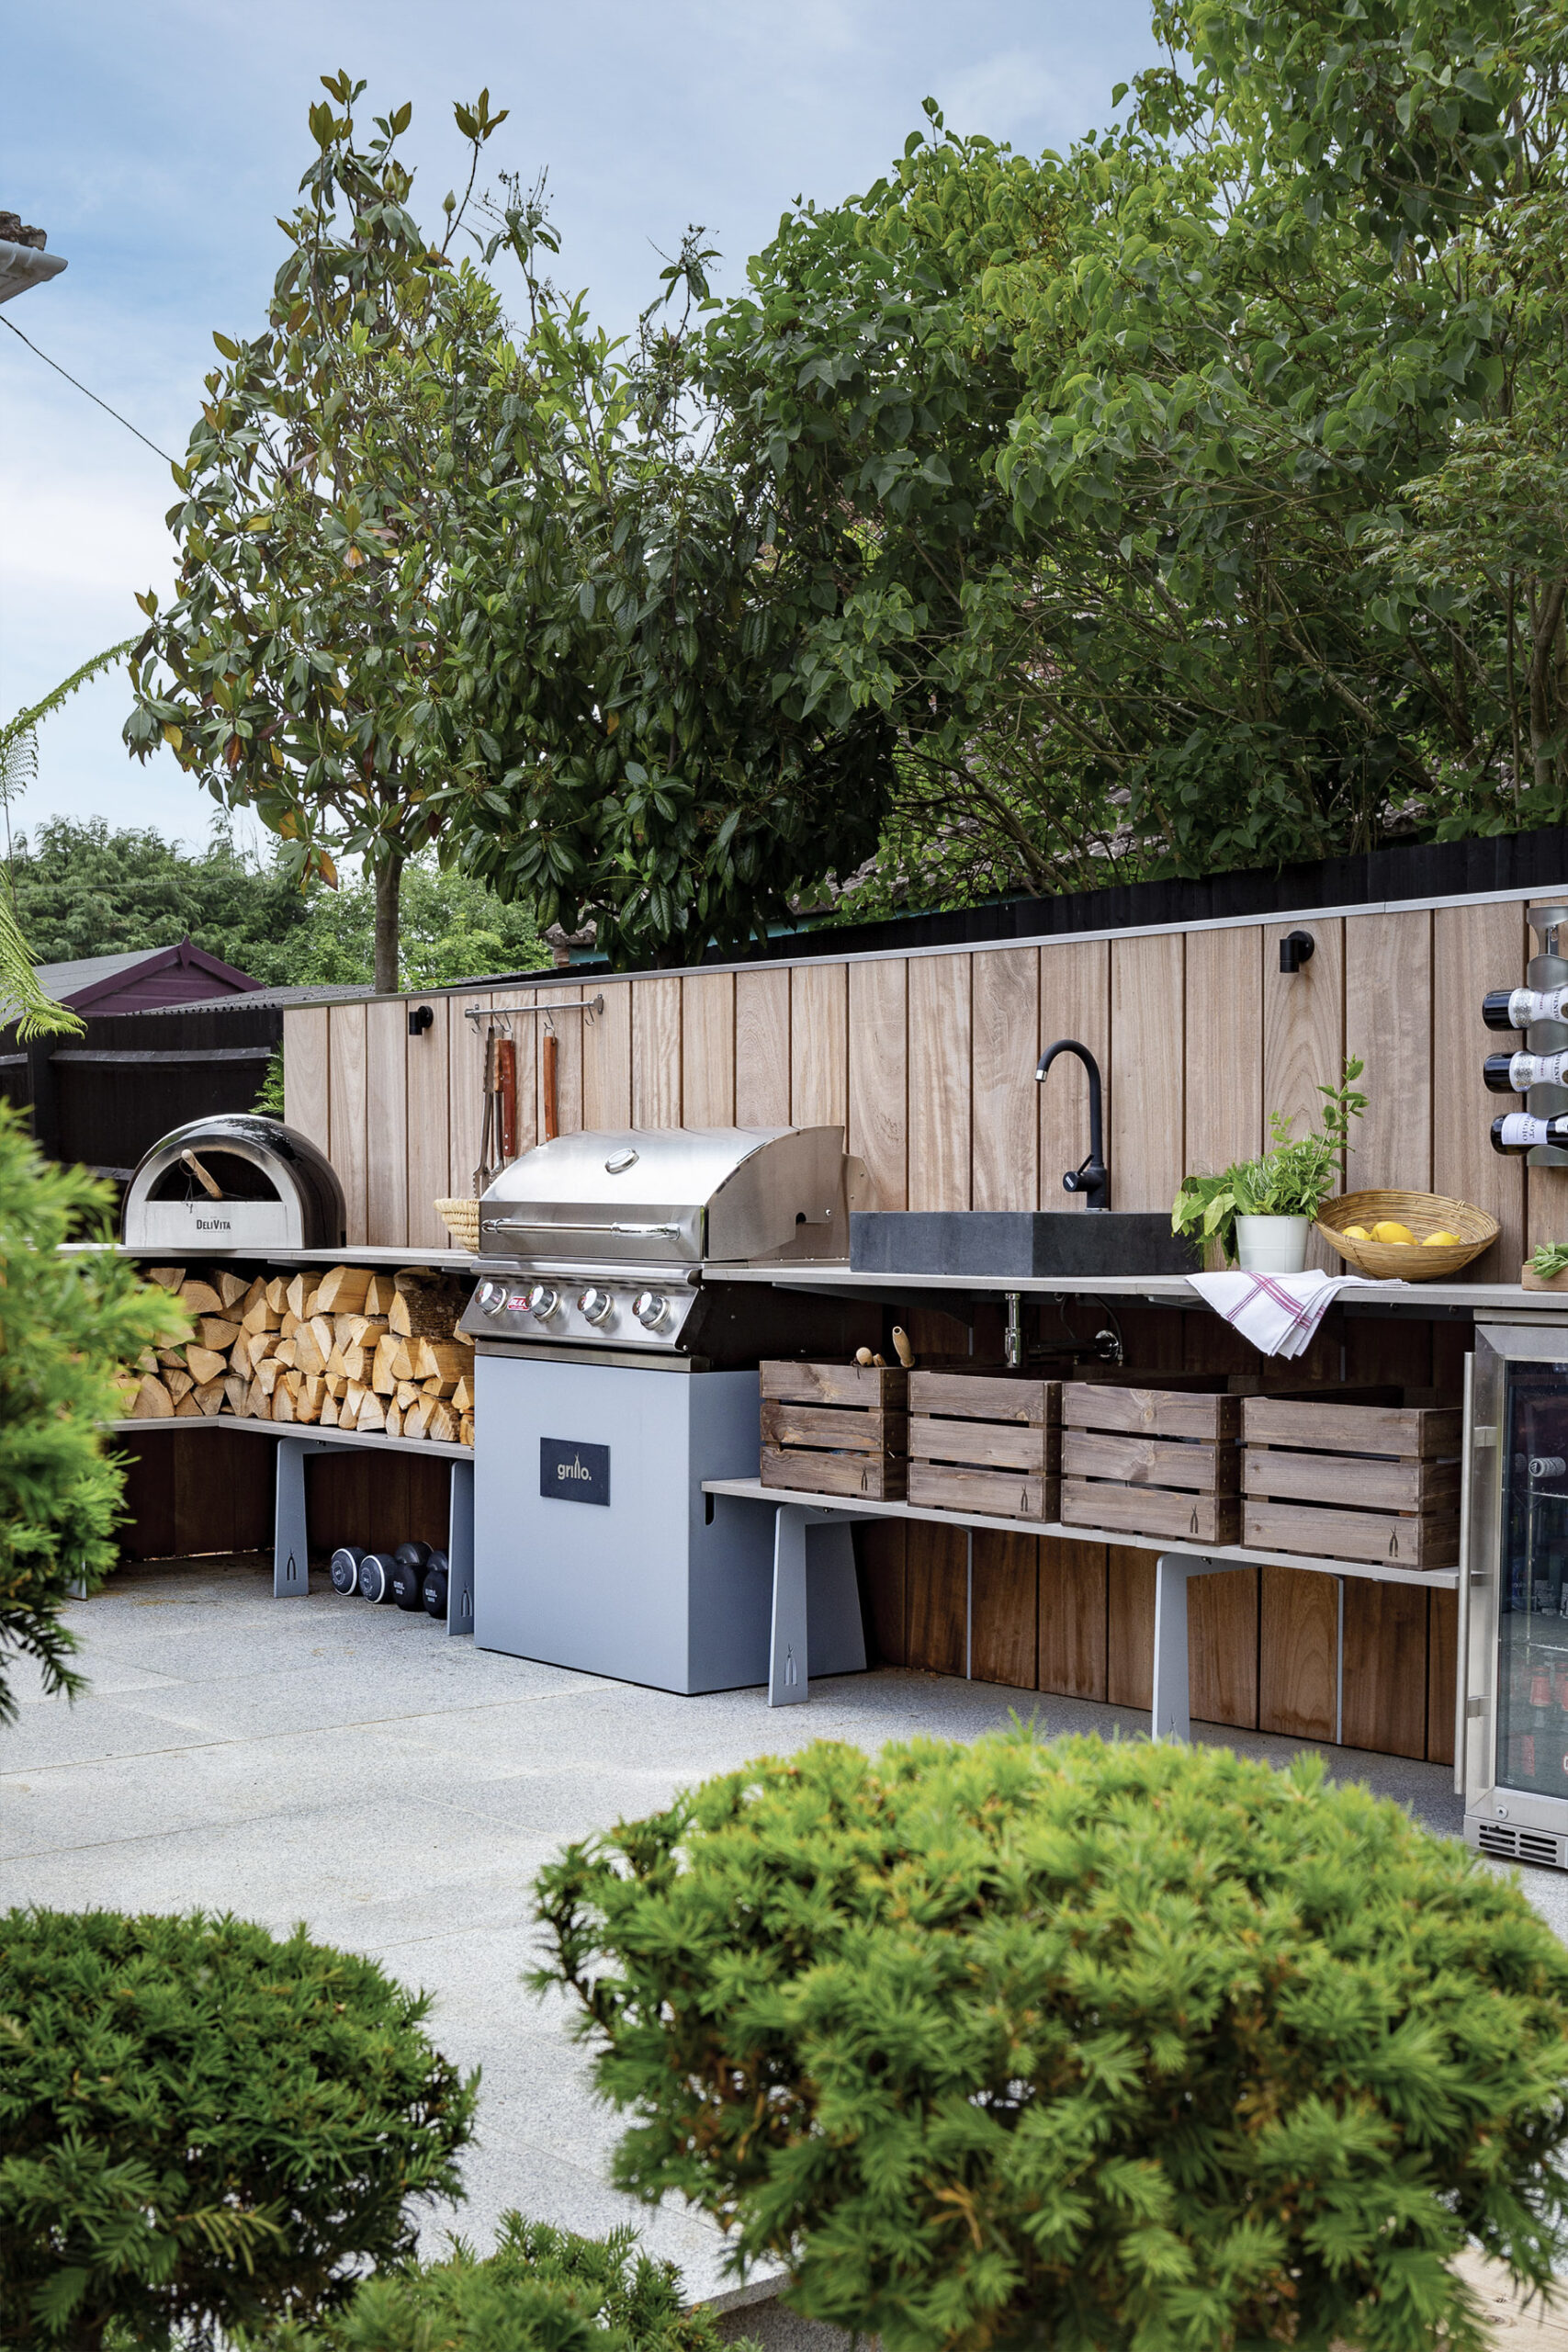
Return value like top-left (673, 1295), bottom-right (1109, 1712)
top-left (461, 1127), bottom-right (870, 1695)
top-left (457, 1125), bottom-right (848, 1359)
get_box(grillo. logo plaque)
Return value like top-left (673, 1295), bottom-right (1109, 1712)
top-left (539, 1438), bottom-right (610, 1506)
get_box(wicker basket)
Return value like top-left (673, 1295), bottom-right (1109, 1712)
top-left (434, 1197), bottom-right (481, 1253)
top-left (1315, 1189), bottom-right (1497, 1282)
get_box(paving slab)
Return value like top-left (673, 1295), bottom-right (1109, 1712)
top-left (0, 1552), bottom-right (1498, 2308)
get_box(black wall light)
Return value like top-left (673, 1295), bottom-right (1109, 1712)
top-left (1279, 930), bottom-right (1315, 974)
top-left (408, 1003), bottom-right (435, 1037)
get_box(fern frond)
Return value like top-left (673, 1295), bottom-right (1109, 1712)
top-left (0, 889), bottom-right (82, 1041)
top-left (0, 637), bottom-right (139, 768)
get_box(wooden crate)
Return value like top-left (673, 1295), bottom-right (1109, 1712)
top-left (1061, 1381), bottom-right (1243, 1545)
top-left (760, 1361), bottom-right (908, 1499)
top-left (907, 1369), bottom-right (1060, 1521)
top-left (1241, 1395), bottom-right (1461, 1569)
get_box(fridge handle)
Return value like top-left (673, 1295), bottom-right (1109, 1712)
top-left (1456, 1348), bottom-right (1473, 1797)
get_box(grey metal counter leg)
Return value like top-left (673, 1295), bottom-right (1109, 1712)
top-left (1151, 1554), bottom-right (1252, 1739)
top-left (274, 1438), bottom-right (310, 1598)
top-left (446, 1458), bottom-right (475, 1636)
top-left (770, 1504), bottom-right (810, 1704)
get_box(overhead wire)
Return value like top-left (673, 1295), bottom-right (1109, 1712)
top-left (0, 312), bottom-right (175, 464)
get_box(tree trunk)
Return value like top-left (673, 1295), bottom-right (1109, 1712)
top-left (1529, 579), bottom-right (1567, 796)
top-left (374, 854), bottom-right (403, 996)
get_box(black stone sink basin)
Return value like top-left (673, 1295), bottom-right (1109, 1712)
top-left (849, 1210), bottom-right (1200, 1279)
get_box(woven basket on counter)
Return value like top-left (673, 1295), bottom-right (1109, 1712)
top-left (434, 1197), bottom-right (481, 1253)
top-left (1314, 1189), bottom-right (1496, 1282)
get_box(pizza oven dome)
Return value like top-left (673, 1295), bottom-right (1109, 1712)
top-left (121, 1114), bottom-right (345, 1251)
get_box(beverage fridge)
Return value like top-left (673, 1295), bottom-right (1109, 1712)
top-left (1463, 1320), bottom-right (1568, 1868)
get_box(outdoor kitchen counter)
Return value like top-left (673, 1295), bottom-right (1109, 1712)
top-left (704, 1265), bottom-right (1568, 1314)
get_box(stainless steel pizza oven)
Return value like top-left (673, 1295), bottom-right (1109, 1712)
top-left (122, 1114), bottom-right (346, 1251)
top-left (460, 1125), bottom-right (847, 1356)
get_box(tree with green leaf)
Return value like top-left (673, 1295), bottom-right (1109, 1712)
top-left (125, 74), bottom-right (519, 992)
top-left (426, 217), bottom-right (895, 966)
top-left (0, 1103), bottom-right (186, 1724)
top-left (703, 0), bottom-right (1568, 912)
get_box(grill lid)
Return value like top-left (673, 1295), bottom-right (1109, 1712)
top-left (478, 1126), bottom-right (845, 1266)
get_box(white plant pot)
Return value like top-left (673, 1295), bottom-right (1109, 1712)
top-left (1235, 1215), bottom-right (1311, 1274)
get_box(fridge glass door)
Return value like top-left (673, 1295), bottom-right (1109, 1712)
top-left (1496, 1353), bottom-right (1568, 1798)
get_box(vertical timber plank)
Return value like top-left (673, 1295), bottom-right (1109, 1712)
top-left (328, 1002), bottom-right (368, 1244)
top-left (1346, 908), bottom-right (1432, 1193)
top-left (1106, 1544), bottom-right (1156, 1710)
top-left (1037, 1536), bottom-right (1107, 1699)
top-left (1258, 1566), bottom-right (1337, 1741)
top-left (632, 977), bottom-right (682, 1127)
top-left (1110, 935), bottom-right (1183, 1213)
top-left (848, 959), bottom-right (908, 1209)
top-left (405, 996), bottom-right (450, 1249)
top-left (1190, 1568), bottom-right (1258, 1730)
top-left (583, 981), bottom-right (633, 1131)
top-left (365, 999), bottom-right (409, 1249)
top-left (446, 990), bottom-right (491, 1199)
top-left (904, 1520), bottom-right (968, 1677)
top-left (1434, 899), bottom-right (1526, 1279)
top-left (908, 954), bottom-right (972, 1210)
top-left (1263, 916), bottom-right (1344, 1272)
top-left (970, 1531), bottom-right (1038, 1690)
top-left (682, 972), bottom-right (735, 1126)
top-left (1184, 928), bottom-right (1260, 1177)
top-left (1038, 939), bottom-right (1111, 1210)
top-left (972, 947), bottom-right (1039, 1212)
top-left (1341, 1581), bottom-right (1429, 1758)
top-left (1427, 1588), bottom-right (1458, 1766)
top-left (854, 1523), bottom-right (907, 1665)
top-left (791, 962), bottom-right (848, 1134)
top-left (285, 1007), bottom-right (330, 1160)
top-left (736, 967), bottom-right (791, 1127)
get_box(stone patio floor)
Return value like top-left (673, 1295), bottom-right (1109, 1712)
top-left (5, 1552), bottom-right (1568, 2336)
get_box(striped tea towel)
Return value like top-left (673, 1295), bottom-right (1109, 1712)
top-left (1186, 1270), bottom-right (1380, 1358)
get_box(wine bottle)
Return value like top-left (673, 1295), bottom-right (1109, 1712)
top-left (1484, 1049), bottom-right (1568, 1093)
top-left (1483, 984), bottom-right (1568, 1031)
top-left (1492, 1111), bottom-right (1568, 1154)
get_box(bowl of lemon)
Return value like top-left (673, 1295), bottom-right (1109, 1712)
top-left (1315, 1190), bottom-right (1498, 1281)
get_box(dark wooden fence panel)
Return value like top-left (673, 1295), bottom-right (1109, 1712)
top-left (5, 1001), bottom-right (282, 1179)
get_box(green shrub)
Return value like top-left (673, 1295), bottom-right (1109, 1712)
top-left (255, 2214), bottom-right (741, 2352)
top-left (535, 1731), bottom-right (1568, 2352)
top-left (0, 1102), bottom-right (187, 1723)
top-left (0, 1908), bottom-right (476, 2349)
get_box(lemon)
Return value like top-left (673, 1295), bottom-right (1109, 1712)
top-left (1343, 1224), bottom-right (1371, 1241)
top-left (1423, 1229), bottom-right (1461, 1248)
top-left (1371, 1219), bottom-right (1417, 1245)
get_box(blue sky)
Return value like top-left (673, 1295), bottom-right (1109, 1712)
top-left (1, 0), bottom-right (1163, 854)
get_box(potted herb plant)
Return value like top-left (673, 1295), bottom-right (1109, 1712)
top-left (1172, 1058), bottom-right (1366, 1272)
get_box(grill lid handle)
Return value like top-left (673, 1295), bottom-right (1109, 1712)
top-left (489, 1216), bottom-right (683, 1238)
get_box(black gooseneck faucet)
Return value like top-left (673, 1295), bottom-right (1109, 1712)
top-left (1036, 1037), bottom-right (1109, 1209)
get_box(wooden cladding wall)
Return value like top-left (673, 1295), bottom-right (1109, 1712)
top-left (856, 1520), bottom-right (1458, 1766)
top-left (282, 894), bottom-right (1567, 1261)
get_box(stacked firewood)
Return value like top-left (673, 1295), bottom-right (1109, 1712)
top-left (121, 1264), bottom-right (475, 1446)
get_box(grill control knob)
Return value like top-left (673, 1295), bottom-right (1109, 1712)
top-left (633, 1290), bottom-right (671, 1330)
top-left (477, 1279), bottom-right (507, 1317)
top-left (578, 1285), bottom-right (615, 1327)
top-left (525, 1283), bottom-right (560, 1321)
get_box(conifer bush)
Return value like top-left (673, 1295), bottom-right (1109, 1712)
top-left (535, 1731), bottom-right (1568, 2352)
top-left (0, 1101), bottom-right (187, 1724)
top-left (256, 2213), bottom-right (743, 2352)
top-left (0, 1908), bottom-right (476, 2348)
